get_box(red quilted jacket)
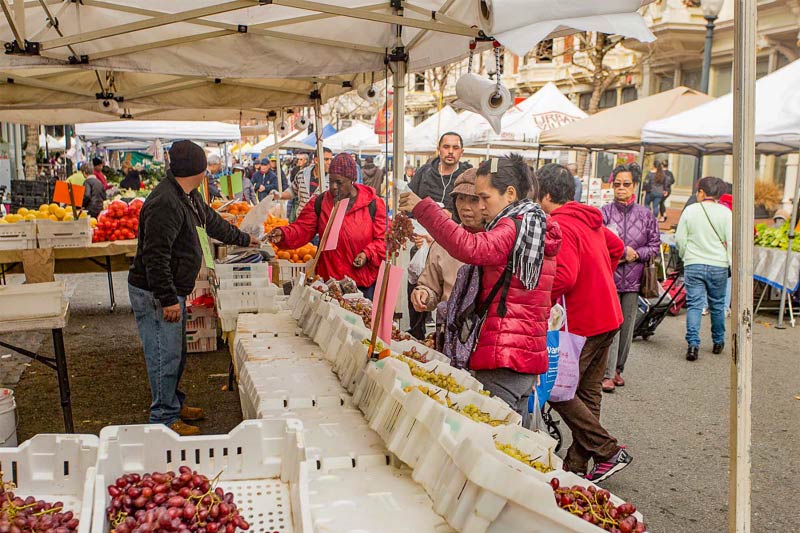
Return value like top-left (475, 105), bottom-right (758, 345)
top-left (414, 198), bottom-right (562, 375)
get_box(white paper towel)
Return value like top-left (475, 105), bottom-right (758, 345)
top-left (277, 121), bottom-right (290, 135)
top-left (476, 0), bottom-right (655, 57)
top-left (452, 73), bottom-right (512, 135)
top-left (295, 115), bottom-right (310, 131)
top-left (357, 84), bottom-right (380, 104)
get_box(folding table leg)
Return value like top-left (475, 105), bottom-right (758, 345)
top-left (105, 255), bottom-right (116, 312)
top-left (52, 328), bottom-right (74, 433)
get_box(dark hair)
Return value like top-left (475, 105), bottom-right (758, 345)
top-left (438, 132), bottom-right (463, 148)
top-left (476, 153), bottom-right (533, 201)
top-left (314, 147), bottom-right (333, 159)
top-left (611, 163), bottom-right (641, 184)
top-left (536, 163), bottom-right (575, 205)
top-left (654, 160), bottom-right (665, 185)
top-left (697, 176), bottom-right (724, 198)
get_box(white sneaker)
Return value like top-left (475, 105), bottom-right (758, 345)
top-left (702, 308), bottom-right (709, 316)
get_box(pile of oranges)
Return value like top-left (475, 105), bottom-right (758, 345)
top-left (274, 243), bottom-right (317, 264)
top-left (226, 202), bottom-right (251, 215)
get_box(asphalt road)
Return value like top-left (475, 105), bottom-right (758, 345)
top-left (1, 271), bottom-right (798, 532)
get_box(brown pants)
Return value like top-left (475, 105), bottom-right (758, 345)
top-left (550, 329), bottom-right (620, 473)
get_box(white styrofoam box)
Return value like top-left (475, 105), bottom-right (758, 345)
top-left (234, 311), bottom-right (300, 338)
top-left (218, 276), bottom-right (272, 290)
top-left (92, 420), bottom-right (310, 533)
top-left (589, 177), bottom-right (602, 189)
top-left (0, 220), bottom-right (37, 250)
top-left (277, 259), bottom-right (309, 284)
top-left (234, 336), bottom-right (324, 372)
top-left (490, 424), bottom-right (562, 474)
top-left (261, 407), bottom-right (389, 471)
top-left (390, 355), bottom-right (484, 394)
top-left (218, 310), bottom-right (239, 333)
top-left (333, 336), bottom-right (371, 394)
top-left (238, 360), bottom-right (349, 414)
top-left (600, 188), bottom-right (615, 200)
top-left (185, 304), bottom-right (215, 322)
top-left (216, 284), bottom-right (279, 314)
top-left (391, 338), bottom-right (450, 364)
top-left (329, 317), bottom-right (373, 366)
top-left (306, 462), bottom-right (455, 533)
top-left (0, 434), bottom-right (98, 533)
top-left (291, 286), bottom-right (319, 321)
top-left (36, 218), bottom-right (92, 248)
top-left (302, 298), bottom-right (334, 339)
top-left (214, 261), bottom-right (270, 281)
top-left (0, 281), bottom-right (65, 320)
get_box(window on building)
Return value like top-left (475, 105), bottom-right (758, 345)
top-left (414, 74), bottom-right (425, 92)
top-left (655, 73), bottom-right (674, 94)
top-left (756, 56), bottom-right (770, 79)
top-left (712, 63), bottom-right (732, 97)
top-left (621, 86), bottom-right (637, 103)
top-left (774, 154), bottom-right (789, 189)
top-left (682, 69), bottom-right (702, 91)
top-left (579, 92), bottom-right (592, 111)
top-left (598, 89), bottom-right (617, 109)
top-left (535, 39), bottom-right (553, 63)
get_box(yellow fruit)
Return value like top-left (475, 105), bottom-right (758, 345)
top-left (49, 214), bottom-right (59, 221)
top-left (90, 218), bottom-right (97, 228)
top-left (54, 207), bottom-right (67, 219)
top-left (48, 203), bottom-right (59, 215)
top-left (5, 214), bottom-right (20, 223)
top-left (78, 212), bottom-right (88, 219)
top-left (63, 214), bottom-right (74, 221)
top-left (36, 211), bottom-right (49, 219)
top-left (24, 214), bottom-right (36, 221)
top-left (0, 218), bottom-right (7, 224)
top-left (17, 207), bottom-right (29, 216)
top-left (39, 204), bottom-right (49, 212)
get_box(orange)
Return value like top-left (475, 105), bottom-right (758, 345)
top-left (277, 251), bottom-right (290, 260)
top-left (302, 254), bottom-right (313, 262)
top-left (291, 254), bottom-right (300, 263)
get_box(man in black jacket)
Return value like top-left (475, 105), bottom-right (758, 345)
top-left (406, 132), bottom-right (471, 340)
top-left (129, 140), bottom-right (257, 436)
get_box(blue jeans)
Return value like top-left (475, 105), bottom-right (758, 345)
top-left (645, 192), bottom-right (663, 218)
top-left (684, 264), bottom-right (728, 347)
top-left (128, 284), bottom-right (187, 425)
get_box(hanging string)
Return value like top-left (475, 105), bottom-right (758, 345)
top-left (493, 40), bottom-right (502, 98)
top-left (467, 40), bottom-right (476, 74)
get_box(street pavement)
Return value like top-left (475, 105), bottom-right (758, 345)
top-left (0, 271), bottom-right (798, 532)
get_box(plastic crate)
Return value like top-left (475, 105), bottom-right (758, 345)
top-left (277, 260), bottom-right (309, 284)
top-left (188, 279), bottom-right (212, 302)
top-left (333, 336), bottom-right (373, 394)
top-left (214, 262), bottom-right (270, 281)
top-left (36, 219), bottom-right (92, 248)
top-left (238, 360), bottom-right (349, 415)
top-left (291, 286), bottom-right (319, 321)
top-left (185, 304), bottom-right (215, 322)
top-left (235, 311), bottom-right (300, 337)
top-left (0, 220), bottom-right (37, 250)
top-left (0, 434), bottom-right (98, 533)
top-left (187, 335), bottom-right (217, 353)
top-left (390, 338), bottom-right (450, 364)
top-left (218, 276), bottom-right (272, 290)
top-left (186, 315), bottom-right (215, 331)
top-left (91, 420), bottom-right (310, 533)
top-left (234, 336), bottom-right (324, 372)
top-left (0, 281), bottom-right (65, 320)
top-left (216, 285), bottom-right (279, 314)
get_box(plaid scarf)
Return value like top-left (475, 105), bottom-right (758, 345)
top-left (486, 199), bottom-right (547, 290)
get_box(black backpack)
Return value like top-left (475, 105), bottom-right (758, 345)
top-left (314, 194), bottom-right (377, 220)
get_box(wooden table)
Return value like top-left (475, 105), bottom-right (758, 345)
top-left (0, 303), bottom-right (73, 432)
top-left (0, 240), bottom-right (138, 311)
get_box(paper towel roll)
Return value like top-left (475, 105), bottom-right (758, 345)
top-left (452, 73), bottom-right (512, 135)
top-left (277, 121), bottom-right (290, 135)
top-left (357, 84), bottom-right (380, 104)
top-left (295, 115), bottom-right (310, 131)
top-left (97, 99), bottom-right (119, 114)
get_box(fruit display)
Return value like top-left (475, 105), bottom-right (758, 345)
top-left (454, 403), bottom-right (509, 426)
top-left (401, 347), bottom-right (430, 363)
top-left (262, 214), bottom-right (289, 235)
top-left (392, 326), bottom-right (412, 341)
top-left (550, 478), bottom-right (647, 532)
top-left (93, 199), bottom-right (142, 242)
top-left (754, 222), bottom-right (800, 251)
top-left (106, 467), bottom-right (250, 533)
top-left (274, 243), bottom-right (317, 264)
top-left (0, 204), bottom-right (94, 225)
top-left (386, 212), bottom-right (414, 256)
top-left (494, 441), bottom-right (554, 473)
top-left (394, 355), bottom-right (466, 394)
top-left (0, 472), bottom-right (80, 532)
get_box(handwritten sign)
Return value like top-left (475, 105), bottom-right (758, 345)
top-left (370, 262), bottom-right (403, 344)
top-left (53, 181), bottom-right (84, 207)
top-left (196, 226), bottom-right (215, 270)
top-left (323, 199), bottom-right (349, 251)
top-left (220, 171), bottom-right (243, 198)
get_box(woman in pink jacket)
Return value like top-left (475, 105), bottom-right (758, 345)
top-left (399, 154), bottom-right (562, 424)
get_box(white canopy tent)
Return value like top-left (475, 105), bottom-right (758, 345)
top-left (641, 59), bottom-right (800, 155)
top-left (322, 122), bottom-right (377, 152)
top-left (76, 120), bottom-right (241, 143)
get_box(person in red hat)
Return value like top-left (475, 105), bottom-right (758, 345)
top-left (268, 153), bottom-right (387, 298)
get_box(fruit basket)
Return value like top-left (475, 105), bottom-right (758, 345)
top-left (0, 220), bottom-right (37, 250)
top-left (91, 420), bottom-right (310, 533)
top-left (36, 218), bottom-right (92, 248)
top-left (0, 433), bottom-right (98, 533)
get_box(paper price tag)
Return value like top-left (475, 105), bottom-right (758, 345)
top-left (196, 226), bottom-right (215, 270)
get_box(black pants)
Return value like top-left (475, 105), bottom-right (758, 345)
top-left (407, 282), bottom-right (429, 340)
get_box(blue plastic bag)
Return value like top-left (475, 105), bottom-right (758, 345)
top-left (529, 330), bottom-right (560, 412)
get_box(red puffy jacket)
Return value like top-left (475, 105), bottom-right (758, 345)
top-left (549, 202), bottom-right (625, 338)
top-left (414, 198), bottom-right (562, 375)
top-left (278, 184), bottom-right (386, 288)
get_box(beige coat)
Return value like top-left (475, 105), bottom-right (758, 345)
top-left (416, 241), bottom-right (464, 312)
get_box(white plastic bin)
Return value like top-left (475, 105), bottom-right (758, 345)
top-left (36, 219), bottom-right (92, 248)
top-left (0, 281), bottom-right (65, 320)
top-left (0, 433), bottom-right (98, 533)
top-left (214, 262), bottom-right (270, 281)
top-left (0, 221), bottom-right (37, 250)
top-left (216, 284), bottom-right (279, 314)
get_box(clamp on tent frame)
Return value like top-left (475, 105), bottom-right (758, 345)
top-left (3, 40), bottom-right (39, 55)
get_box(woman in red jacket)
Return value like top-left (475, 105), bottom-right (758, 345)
top-left (399, 154), bottom-right (562, 425)
top-left (268, 153), bottom-right (387, 298)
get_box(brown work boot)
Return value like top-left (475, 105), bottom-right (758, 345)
top-left (180, 406), bottom-right (205, 421)
top-left (169, 420), bottom-right (200, 436)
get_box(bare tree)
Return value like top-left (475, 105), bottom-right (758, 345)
top-left (425, 64), bottom-right (456, 108)
top-left (24, 125), bottom-right (39, 180)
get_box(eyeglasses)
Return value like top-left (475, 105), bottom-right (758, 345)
top-left (612, 182), bottom-right (633, 188)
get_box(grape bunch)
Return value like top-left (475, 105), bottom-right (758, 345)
top-left (386, 212), bottom-right (414, 256)
top-left (550, 478), bottom-right (647, 532)
top-left (394, 355), bottom-right (466, 393)
top-left (402, 385), bottom-right (453, 406)
top-left (391, 326), bottom-right (411, 341)
top-left (106, 467), bottom-right (250, 533)
top-left (402, 347), bottom-right (429, 363)
top-left (494, 441), bottom-right (554, 473)
top-left (0, 472), bottom-right (79, 533)
top-left (454, 404), bottom-right (509, 427)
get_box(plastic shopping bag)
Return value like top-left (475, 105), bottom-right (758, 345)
top-left (532, 330), bottom-right (560, 409)
top-left (548, 301), bottom-right (586, 403)
top-left (407, 241), bottom-right (429, 285)
top-left (239, 196), bottom-right (274, 240)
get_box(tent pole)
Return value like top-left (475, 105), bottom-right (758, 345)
top-left (730, 0), bottom-right (755, 531)
top-left (313, 92), bottom-right (327, 191)
top-left (391, 44), bottom-right (407, 217)
top-left (273, 119), bottom-right (285, 216)
top-left (636, 145), bottom-right (646, 204)
top-left (776, 147), bottom-right (800, 329)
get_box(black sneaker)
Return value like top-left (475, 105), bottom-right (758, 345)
top-left (586, 447), bottom-right (633, 483)
top-left (712, 343), bottom-right (724, 354)
top-left (686, 346), bottom-right (699, 361)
